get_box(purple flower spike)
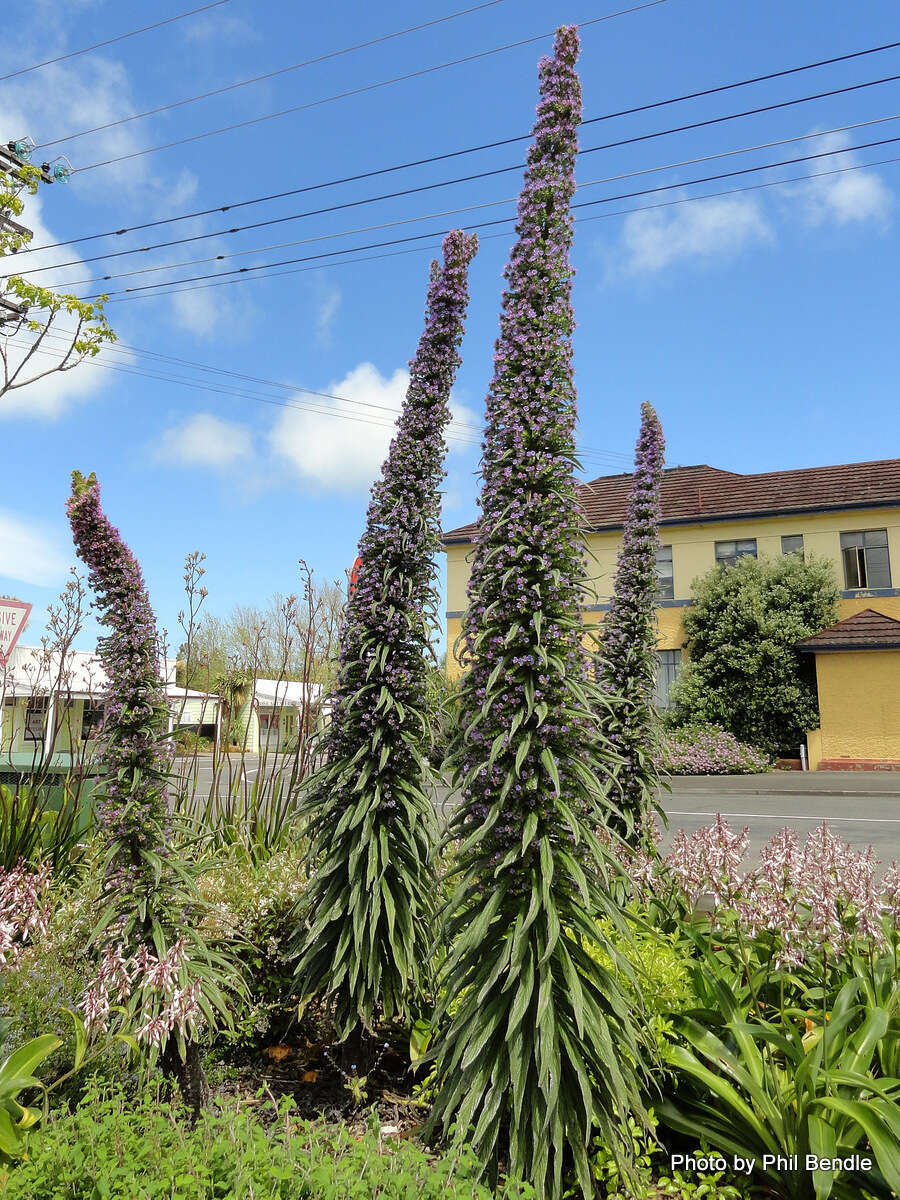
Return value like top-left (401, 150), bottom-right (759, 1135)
top-left (293, 230), bottom-right (478, 1038)
top-left (67, 471), bottom-right (172, 884)
top-left (596, 401), bottom-right (666, 841)
top-left (428, 30), bottom-right (649, 1200)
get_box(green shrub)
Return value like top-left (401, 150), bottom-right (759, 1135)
top-left (6, 1085), bottom-right (535, 1199)
top-left (198, 847), bottom-right (307, 1042)
top-left (669, 553), bottom-right (840, 756)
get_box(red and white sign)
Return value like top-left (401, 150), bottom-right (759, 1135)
top-left (0, 599), bottom-right (31, 667)
top-left (349, 556), bottom-right (362, 598)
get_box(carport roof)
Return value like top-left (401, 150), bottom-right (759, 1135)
top-left (798, 608), bottom-right (900, 652)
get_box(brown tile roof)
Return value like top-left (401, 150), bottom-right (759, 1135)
top-left (443, 459), bottom-right (900, 542)
top-left (798, 608), bottom-right (900, 652)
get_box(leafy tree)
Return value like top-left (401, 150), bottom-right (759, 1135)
top-left (1, 153), bottom-right (114, 397)
top-left (425, 29), bottom-right (649, 1200)
top-left (291, 230), bottom-right (478, 1045)
top-left (596, 401), bottom-right (666, 842)
top-left (670, 552), bottom-right (840, 755)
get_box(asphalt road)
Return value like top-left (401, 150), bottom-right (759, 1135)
top-left (171, 755), bottom-right (900, 866)
top-left (657, 773), bottom-right (900, 866)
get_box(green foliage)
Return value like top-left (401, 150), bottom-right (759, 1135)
top-left (4, 1085), bottom-right (535, 1199)
top-left (173, 767), bottom-right (299, 864)
top-left (657, 959), bottom-right (900, 1199)
top-left (577, 1111), bottom-right (741, 1200)
top-left (0, 1034), bottom-right (60, 1171)
top-left (1, 160), bottom-right (115, 398)
top-left (425, 667), bottom-right (461, 768)
top-left (197, 847), bottom-right (307, 1041)
top-left (670, 554), bottom-right (840, 755)
top-left (0, 782), bottom-right (92, 878)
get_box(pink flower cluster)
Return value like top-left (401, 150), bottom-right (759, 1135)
top-left (627, 817), bottom-right (899, 963)
top-left (659, 724), bottom-right (771, 776)
top-left (0, 861), bottom-right (51, 967)
top-left (80, 937), bottom-right (202, 1048)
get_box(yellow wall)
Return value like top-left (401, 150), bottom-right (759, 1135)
top-left (445, 505), bottom-right (900, 675)
top-left (810, 650), bottom-right (900, 764)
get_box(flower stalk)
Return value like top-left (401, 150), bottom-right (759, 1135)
top-left (292, 230), bottom-right (478, 1040)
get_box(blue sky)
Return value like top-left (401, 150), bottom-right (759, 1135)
top-left (1, 0), bottom-right (898, 651)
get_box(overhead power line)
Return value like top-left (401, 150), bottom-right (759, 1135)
top-left (91, 151), bottom-right (900, 305)
top-left (0, 1), bottom-right (231, 84)
top-left (70, 2), bottom-right (668, 173)
top-left (36, 0), bottom-right (508, 150)
top-left (72, 133), bottom-right (900, 299)
top-left (3, 331), bottom-right (633, 466)
top-left (35, 113), bottom-right (900, 290)
top-left (16, 36), bottom-right (900, 258)
top-left (15, 71), bottom-right (900, 282)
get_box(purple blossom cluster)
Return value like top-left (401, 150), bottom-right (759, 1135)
top-left (295, 231), bottom-right (477, 1032)
top-left (659, 723), bottom-right (771, 775)
top-left (66, 471), bottom-right (172, 894)
top-left (597, 403), bottom-right (666, 836)
top-left (0, 860), bottom-right (51, 967)
top-left (626, 816), bottom-right (900, 965)
top-left (81, 937), bottom-right (202, 1048)
top-left (450, 26), bottom-right (595, 870)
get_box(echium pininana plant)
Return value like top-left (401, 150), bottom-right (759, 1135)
top-left (596, 401), bottom-right (666, 842)
top-left (292, 230), bottom-right (478, 1040)
top-left (67, 472), bottom-right (235, 1112)
top-left (425, 29), bottom-right (649, 1200)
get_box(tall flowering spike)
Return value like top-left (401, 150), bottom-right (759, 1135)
top-left (293, 230), bottom-right (478, 1038)
top-left (67, 470), bottom-right (171, 880)
top-left (597, 401), bottom-right (666, 842)
top-left (427, 29), bottom-right (648, 1200)
top-left (67, 472), bottom-right (236, 1112)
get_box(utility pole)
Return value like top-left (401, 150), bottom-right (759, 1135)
top-left (0, 137), bottom-right (70, 327)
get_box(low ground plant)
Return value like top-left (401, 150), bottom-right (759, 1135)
top-left (658, 723), bottom-right (771, 775)
top-left (6, 1084), bottom-right (536, 1199)
top-left (621, 818), bottom-right (900, 1198)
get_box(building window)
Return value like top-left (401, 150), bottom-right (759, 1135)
top-left (24, 697), bottom-right (48, 742)
top-left (841, 529), bottom-right (892, 589)
top-left (714, 538), bottom-right (757, 569)
top-left (81, 701), bottom-right (105, 741)
top-left (655, 650), bottom-right (682, 709)
top-left (781, 534), bottom-right (804, 557)
top-left (655, 545), bottom-right (674, 600)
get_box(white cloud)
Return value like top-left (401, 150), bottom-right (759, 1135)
top-left (790, 132), bottom-right (892, 229)
top-left (615, 194), bottom-right (773, 276)
top-left (156, 412), bottom-right (254, 468)
top-left (184, 13), bottom-right (259, 42)
top-left (315, 282), bottom-right (341, 345)
top-left (270, 362), bottom-right (476, 493)
top-left (0, 510), bottom-right (70, 586)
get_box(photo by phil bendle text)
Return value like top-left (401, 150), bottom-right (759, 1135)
top-left (670, 1154), bottom-right (875, 1177)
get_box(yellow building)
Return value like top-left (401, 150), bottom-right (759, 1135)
top-left (443, 459), bottom-right (900, 739)
top-left (800, 609), bottom-right (900, 771)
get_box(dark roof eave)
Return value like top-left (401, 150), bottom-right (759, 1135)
top-left (442, 495), bottom-right (900, 546)
top-left (800, 640), bottom-right (900, 652)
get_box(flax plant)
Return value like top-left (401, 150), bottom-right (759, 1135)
top-left (426, 29), bottom-right (649, 1200)
top-left (292, 230), bottom-right (478, 1042)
